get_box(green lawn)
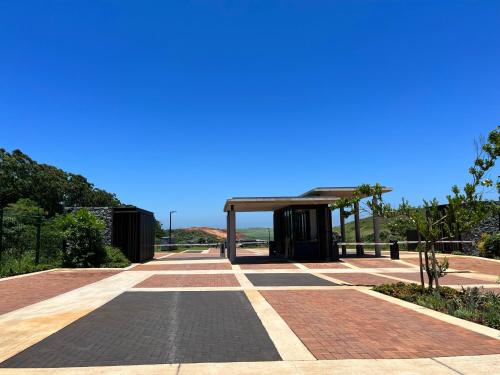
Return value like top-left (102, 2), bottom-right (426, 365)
top-left (238, 228), bottom-right (273, 240)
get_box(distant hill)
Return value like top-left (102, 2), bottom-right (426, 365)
top-left (171, 227), bottom-right (244, 243)
top-left (333, 216), bottom-right (392, 241)
top-left (237, 228), bottom-right (274, 240)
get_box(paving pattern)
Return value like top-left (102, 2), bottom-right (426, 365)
top-left (0, 291), bottom-right (281, 367)
top-left (1, 248), bottom-right (500, 373)
top-left (131, 263), bottom-right (232, 271)
top-left (261, 289), bottom-right (500, 360)
top-left (0, 269), bottom-right (121, 315)
top-left (404, 256), bottom-right (500, 276)
top-left (386, 272), bottom-right (492, 286)
top-left (323, 272), bottom-right (398, 286)
top-left (134, 274), bottom-right (240, 288)
top-left (245, 273), bottom-right (336, 286)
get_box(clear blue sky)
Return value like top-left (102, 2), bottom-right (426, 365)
top-left (1, 1), bottom-right (499, 228)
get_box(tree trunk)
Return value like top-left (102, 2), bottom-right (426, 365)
top-left (424, 242), bottom-right (433, 290)
top-left (417, 229), bottom-right (424, 291)
top-left (430, 241), bottom-right (440, 290)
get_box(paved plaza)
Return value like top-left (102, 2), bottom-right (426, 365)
top-left (0, 248), bottom-right (499, 374)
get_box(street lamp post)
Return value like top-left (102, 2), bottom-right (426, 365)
top-left (169, 210), bottom-right (176, 245)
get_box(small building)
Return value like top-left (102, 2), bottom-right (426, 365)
top-left (65, 206), bottom-right (155, 263)
top-left (223, 186), bottom-right (392, 263)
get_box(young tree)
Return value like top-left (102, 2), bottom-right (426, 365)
top-left (368, 127), bottom-right (498, 291)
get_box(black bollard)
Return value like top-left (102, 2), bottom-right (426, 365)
top-left (390, 240), bottom-right (400, 260)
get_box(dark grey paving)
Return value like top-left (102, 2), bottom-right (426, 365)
top-left (0, 291), bottom-right (281, 368)
top-left (246, 273), bottom-right (337, 286)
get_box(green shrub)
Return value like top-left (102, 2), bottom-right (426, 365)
top-left (0, 253), bottom-right (57, 278)
top-left (101, 246), bottom-right (130, 268)
top-left (374, 283), bottom-right (500, 329)
top-left (478, 232), bottom-right (500, 258)
top-left (61, 209), bottom-right (106, 267)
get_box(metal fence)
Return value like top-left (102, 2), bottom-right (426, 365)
top-left (0, 210), bottom-right (63, 270)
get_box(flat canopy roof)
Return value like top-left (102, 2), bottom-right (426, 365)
top-left (223, 186), bottom-right (392, 212)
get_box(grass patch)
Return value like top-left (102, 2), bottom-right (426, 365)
top-left (373, 283), bottom-right (500, 329)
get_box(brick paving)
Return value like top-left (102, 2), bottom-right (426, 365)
top-left (162, 255), bottom-right (222, 261)
top-left (131, 263), bottom-right (232, 271)
top-left (261, 289), bottom-right (500, 360)
top-left (300, 261), bottom-right (350, 269)
top-left (0, 270), bottom-right (121, 315)
top-left (0, 291), bottom-right (280, 367)
top-left (134, 274), bottom-right (240, 288)
top-left (245, 273), bottom-right (335, 286)
top-left (344, 258), bottom-right (413, 268)
top-left (402, 256), bottom-right (500, 276)
top-left (323, 272), bottom-right (398, 286)
top-left (385, 272), bottom-right (493, 286)
top-left (239, 263), bottom-right (298, 270)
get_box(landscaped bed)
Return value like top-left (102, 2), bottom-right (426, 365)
top-left (373, 283), bottom-right (500, 329)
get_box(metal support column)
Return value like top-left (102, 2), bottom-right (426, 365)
top-left (354, 201), bottom-right (364, 256)
top-left (372, 196), bottom-right (381, 257)
top-left (228, 207), bottom-right (236, 264)
top-left (339, 207), bottom-right (347, 256)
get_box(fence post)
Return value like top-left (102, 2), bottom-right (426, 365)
top-left (332, 240), bottom-right (340, 261)
top-left (220, 242), bottom-right (224, 257)
top-left (390, 240), bottom-right (400, 260)
top-left (35, 217), bottom-right (41, 265)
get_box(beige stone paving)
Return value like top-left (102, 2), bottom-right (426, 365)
top-left (4, 356), bottom-right (500, 375)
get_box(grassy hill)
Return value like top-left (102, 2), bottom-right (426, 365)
top-left (238, 216), bottom-right (394, 242)
top-left (237, 228), bottom-right (274, 240)
top-left (333, 216), bottom-right (392, 241)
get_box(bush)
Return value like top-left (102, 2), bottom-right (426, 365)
top-left (101, 246), bottom-right (130, 268)
top-left (61, 209), bottom-right (106, 267)
top-left (0, 253), bottom-right (56, 278)
top-left (373, 283), bottom-right (500, 329)
top-left (478, 232), bottom-right (500, 258)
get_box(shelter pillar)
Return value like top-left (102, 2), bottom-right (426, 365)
top-left (354, 201), bottom-right (364, 256)
top-left (372, 196), bottom-right (381, 257)
top-left (339, 207), bottom-right (347, 256)
top-left (228, 207), bottom-right (236, 264)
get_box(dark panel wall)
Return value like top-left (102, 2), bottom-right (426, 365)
top-left (112, 208), bottom-right (154, 263)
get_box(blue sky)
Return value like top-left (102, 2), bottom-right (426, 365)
top-left (1, 1), bottom-right (499, 228)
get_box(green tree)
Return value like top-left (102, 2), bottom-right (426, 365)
top-left (61, 209), bottom-right (106, 267)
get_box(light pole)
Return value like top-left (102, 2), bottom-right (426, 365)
top-left (169, 210), bottom-right (176, 245)
top-left (267, 228), bottom-right (271, 243)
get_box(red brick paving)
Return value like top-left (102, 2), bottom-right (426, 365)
top-left (402, 256), bottom-right (500, 276)
top-left (154, 252), bottom-right (171, 259)
top-left (301, 262), bottom-right (350, 269)
top-left (345, 258), bottom-right (413, 268)
top-left (130, 263), bottom-right (232, 271)
top-left (385, 272), bottom-right (493, 286)
top-left (323, 273), bottom-right (398, 286)
top-left (134, 274), bottom-right (240, 288)
top-left (261, 289), bottom-right (500, 359)
top-left (0, 270), bottom-right (121, 315)
top-left (239, 263), bottom-right (298, 270)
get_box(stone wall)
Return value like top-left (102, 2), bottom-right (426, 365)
top-left (462, 213), bottom-right (499, 254)
top-left (64, 207), bottom-right (114, 246)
